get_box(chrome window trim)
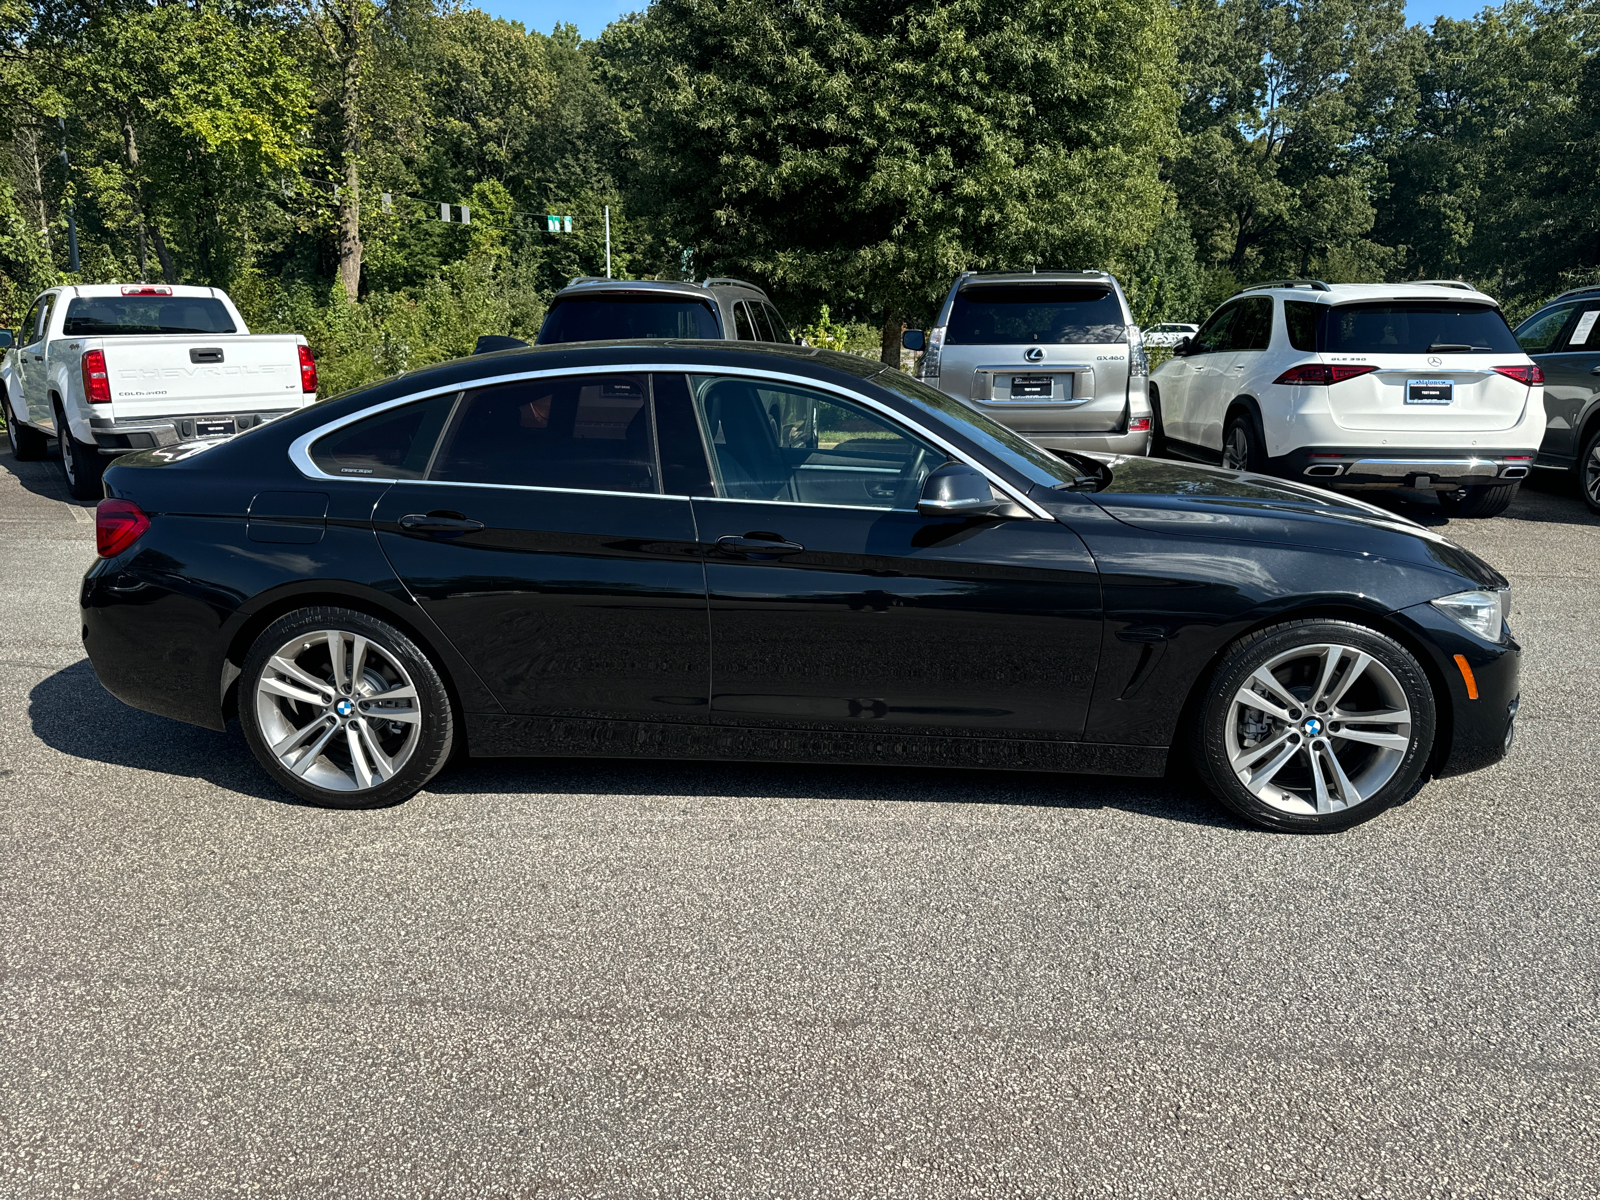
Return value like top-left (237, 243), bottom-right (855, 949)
top-left (694, 494), bottom-right (914, 514)
top-left (287, 361), bottom-right (1049, 519)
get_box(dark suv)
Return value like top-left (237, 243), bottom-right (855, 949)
top-left (1515, 284), bottom-right (1600, 512)
top-left (537, 277), bottom-right (794, 346)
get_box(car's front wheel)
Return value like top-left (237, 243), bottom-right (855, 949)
top-left (1192, 619), bottom-right (1437, 832)
top-left (239, 607), bottom-right (455, 808)
top-left (5, 390), bottom-right (48, 461)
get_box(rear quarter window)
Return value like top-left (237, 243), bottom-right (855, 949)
top-left (947, 284), bottom-right (1126, 346)
top-left (309, 394), bottom-right (456, 479)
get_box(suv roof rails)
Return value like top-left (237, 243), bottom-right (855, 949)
top-left (1411, 279), bottom-right (1475, 290)
top-left (1553, 282), bottom-right (1600, 301)
top-left (1238, 278), bottom-right (1331, 294)
top-left (566, 275), bottom-right (609, 287)
top-left (701, 276), bottom-right (762, 290)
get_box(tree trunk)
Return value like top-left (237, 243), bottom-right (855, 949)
top-left (878, 307), bottom-right (904, 368)
top-left (122, 119), bottom-right (152, 280)
top-left (336, 29), bottom-right (364, 302)
top-left (22, 126), bottom-right (51, 261)
top-left (150, 224), bottom-right (178, 284)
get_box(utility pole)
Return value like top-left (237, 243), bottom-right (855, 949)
top-left (604, 205), bottom-right (611, 278)
top-left (58, 118), bottom-right (80, 273)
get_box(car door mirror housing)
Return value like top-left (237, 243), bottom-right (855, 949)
top-left (0, 330), bottom-right (13, 350)
top-left (917, 461), bottom-right (999, 517)
top-left (902, 329), bottom-right (926, 352)
top-left (1174, 336), bottom-right (1194, 356)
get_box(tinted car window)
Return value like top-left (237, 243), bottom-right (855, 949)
top-left (18, 298), bottom-right (42, 345)
top-left (1514, 302), bottom-right (1578, 354)
top-left (733, 302), bottom-right (757, 340)
top-left (1568, 305), bottom-right (1600, 349)
top-left (1191, 303), bottom-right (1238, 354)
top-left (1314, 303), bottom-right (1520, 354)
top-left (537, 297), bottom-right (719, 343)
top-left (430, 374), bottom-right (658, 493)
top-left (63, 297), bottom-right (237, 335)
top-left (653, 374), bottom-right (714, 496)
top-left (1285, 301), bottom-right (1320, 351)
top-left (762, 303), bottom-right (790, 342)
top-left (1229, 297), bottom-right (1273, 350)
top-left (947, 284), bottom-right (1126, 345)
top-left (691, 375), bottom-right (939, 508)
top-left (309, 393), bottom-right (456, 479)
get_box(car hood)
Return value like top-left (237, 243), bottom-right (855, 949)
top-left (1081, 456), bottom-right (1507, 588)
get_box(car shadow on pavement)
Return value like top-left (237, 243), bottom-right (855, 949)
top-left (0, 442), bottom-right (87, 507)
top-left (28, 659), bottom-right (286, 802)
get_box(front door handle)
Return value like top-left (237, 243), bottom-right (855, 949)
top-left (1588, 364), bottom-right (1600, 376)
top-left (715, 533), bottom-right (805, 557)
top-left (398, 511), bottom-right (485, 533)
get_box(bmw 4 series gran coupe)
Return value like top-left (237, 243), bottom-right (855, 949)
top-left (81, 341), bottom-right (1520, 832)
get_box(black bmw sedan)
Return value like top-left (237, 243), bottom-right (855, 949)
top-left (81, 341), bottom-right (1519, 832)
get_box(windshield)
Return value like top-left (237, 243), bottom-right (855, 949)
top-left (947, 284), bottom-right (1126, 346)
top-left (538, 296), bottom-right (721, 343)
top-left (869, 369), bottom-right (1088, 489)
top-left (1285, 301), bottom-right (1519, 354)
top-left (63, 297), bottom-right (237, 336)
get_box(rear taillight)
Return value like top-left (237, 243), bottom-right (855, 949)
top-left (81, 349), bottom-right (111, 403)
top-left (96, 498), bottom-right (149, 558)
top-left (1274, 364), bottom-right (1379, 385)
top-left (298, 345), bottom-right (318, 393)
top-left (120, 285), bottom-right (172, 296)
top-left (1128, 416), bottom-right (1152, 432)
top-left (1493, 365), bottom-right (1544, 385)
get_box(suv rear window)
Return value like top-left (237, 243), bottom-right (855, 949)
top-left (947, 284), bottom-right (1125, 345)
top-left (1284, 300), bottom-right (1519, 354)
top-left (63, 297), bottom-right (237, 335)
top-left (538, 295), bottom-right (720, 343)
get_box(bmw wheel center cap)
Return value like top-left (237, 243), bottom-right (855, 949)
top-left (1303, 717), bottom-right (1323, 737)
top-left (335, 699), bottom-right (354, 717)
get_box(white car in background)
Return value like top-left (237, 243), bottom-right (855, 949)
top-left (1142, 322), bottom-right (1199, 347)
top-left (1148, 280), bottom-right (1545, 518)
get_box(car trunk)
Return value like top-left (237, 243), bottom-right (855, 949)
top-left (99, 335), bottom-right (307, 418)
top-left (1325, 358), bottom-right (1534, 433)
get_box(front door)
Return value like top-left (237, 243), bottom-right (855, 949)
top-left (680, 372), bottom-right (1102, 742)
top-left (16, 293), bottom-right (51, 426)
top-left (1526, 300), bottom-right (1600, 467)
top-left (1166, 301), bottom-right (1239, 447)
top-left (361, 372), bottom-right (713, 725)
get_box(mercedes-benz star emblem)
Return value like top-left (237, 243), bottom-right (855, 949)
top-left (1427, 356), bottom-right (1442, 368)
top-left (1024, 347), bottom-right (1045, 362)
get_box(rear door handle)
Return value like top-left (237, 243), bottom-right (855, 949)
top-left (1589, 365), bottom-right (1600, 376)
top-left (399, 511), bottom-right (485, 533)
top-left (715, 533), bottom-right (805, 557)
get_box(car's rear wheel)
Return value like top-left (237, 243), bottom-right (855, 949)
top-left (1221, 412), bottom-right (1264, 473)
top-left (1579, 427), bottom-right (1600, 515)
top-left (5, 390), bottom-right (48, 460)
top-left (55, 401), bottom-right (107, 500)
top-left (239, 607), bottom-right (454, 808)
top-left (1438, 481), bottom-right (1518, 519)
top-left (1192, 619), bottom-right (1436, 833)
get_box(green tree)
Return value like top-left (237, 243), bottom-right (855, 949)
top-left (604, 0), bottom-right (1177, 363)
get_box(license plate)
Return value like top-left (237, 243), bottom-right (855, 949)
top-left (1009, 375), bottom-right (1056, 399)
top-left (1406, 379), bottom-right (1453, 405)
top-left (194, 418), bottom-right (236, 438)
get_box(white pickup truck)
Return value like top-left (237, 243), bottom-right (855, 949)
top-left (2, 283), bottom-right (319, 498)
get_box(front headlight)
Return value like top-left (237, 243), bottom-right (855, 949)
top-left (1430, 588), bottom-right (1508, 643)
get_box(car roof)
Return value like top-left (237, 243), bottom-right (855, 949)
top-left (552, 277), bottom-right (774, 302)
top-left (958, 271), bottom-right (1116, 288)
top-left (1232, 280), bottom-right (1499, 306)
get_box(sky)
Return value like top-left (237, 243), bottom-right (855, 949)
top-left (479, 0), bottom-right (1495, 41)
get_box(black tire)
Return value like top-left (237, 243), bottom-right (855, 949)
top-left (56, 401), bottom-right (107, 500)
top-left (239, 606), bottom-right (455, 808)
top-left (1148, 385), bottom-right (1168, 458)
top-left (4, 389), bottom-right (47, 460)
top-left (1191, 619), bottom-right (1436, 833)
top-left (1221, 411), bottom-right (1265, 473)
top-left (1438, 481), bottom-right (1518, 519)
top-left (1579, 426), bottom-right (1600, 515)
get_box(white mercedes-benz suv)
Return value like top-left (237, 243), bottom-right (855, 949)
top-left (1149, 280), bottom-right (1545, 517)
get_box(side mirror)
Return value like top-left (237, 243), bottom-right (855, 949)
top-left (0, 330), bottom-right (14, 350)
top-left (1174, 335), bottom-right (1194, 356)
top-left (902, 329), bottom-right (925, 352)
top-left (917, 461), bottom-right (996, 517)
top-left (473, 334), bottom-right (530, 354)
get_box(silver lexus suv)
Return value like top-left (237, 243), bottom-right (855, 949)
top-left (905, 270), bottom-right (1153, 456)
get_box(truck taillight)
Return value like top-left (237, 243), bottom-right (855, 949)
top-left (1274, 364), bottom-right (1378, 385)
top-left (298, 345), bottom-right (318, 394)
top-left (96, 499), bottom-right (150, 558)
top-left (1493, 365), bottom-right (1544, 385)
top-left (81, 349), bottom-right (111, 403)
top-left (120, 285), bottom-right (172, 296)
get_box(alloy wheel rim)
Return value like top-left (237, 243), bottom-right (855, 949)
top-left (1223, 428), bottom-right (1249, 470)
top-left (1586, 443), bottom-right (1600, 505)
top-left (254, 630), bottom-right (422, 792)
top-left (1225, 643), bottom-right (1413, 816)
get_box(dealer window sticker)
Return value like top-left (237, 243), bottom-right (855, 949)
top-left (1571, 309), bottom-right (1599, 347)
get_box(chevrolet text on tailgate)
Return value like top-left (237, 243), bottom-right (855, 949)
top-left (2, 284), bottom-right (319, 498)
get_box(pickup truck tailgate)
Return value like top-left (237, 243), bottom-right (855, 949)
top-left (101, 335), bottom-right (306, 418)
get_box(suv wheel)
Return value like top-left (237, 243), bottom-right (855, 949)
top-left (1580, 427), bottom-right (1600, 515)
top-left (1438, 482), bottom-right (1518, 519)
top-left (5, 391), bottom-right (47, 461)
top-left (1221, 412), bottom-right (1264, 473)
top-left (240, 607), bottom-right (455, 808)
top-left (55, 401), bottom-right (107, 500)
top-left (1192, 619), bottom-right (1436, 832)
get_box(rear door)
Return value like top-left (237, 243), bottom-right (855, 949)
top-left (365, 371), bottom-right (713, 725)
top-left (684, 371), bottom-right (1102, 741)
top-left (1517, 299), bottom-right (1599, 465)
top-left (938, 282), bottom-right (1131, 434)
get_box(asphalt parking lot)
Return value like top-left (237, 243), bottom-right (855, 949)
top-left (1, 443), bottom-right (1596, 1199)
